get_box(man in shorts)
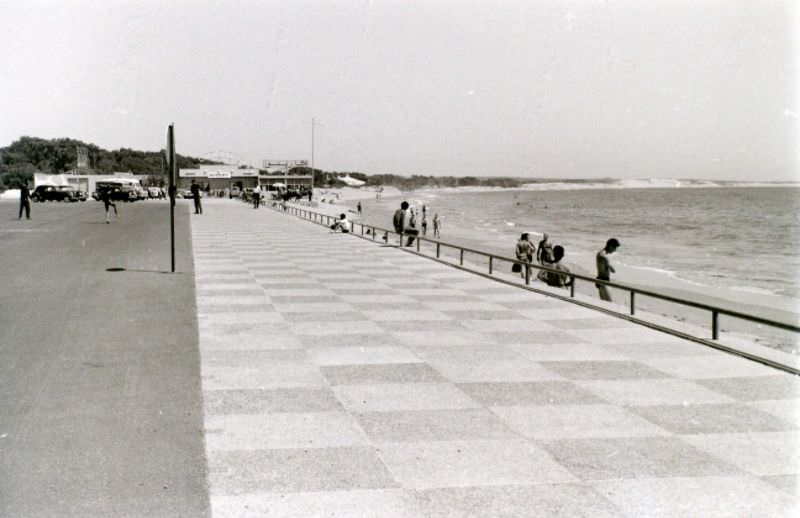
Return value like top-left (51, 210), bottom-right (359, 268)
top-left (596, 238), bottom-right (620, 301)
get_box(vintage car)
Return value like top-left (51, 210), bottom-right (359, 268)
top-left (31, 185), bottom-right (86, 202)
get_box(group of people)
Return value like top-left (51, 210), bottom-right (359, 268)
top-left (392, 201), bottom-right (440, 245)
top-left (514, 232), bottom-right (621, 300)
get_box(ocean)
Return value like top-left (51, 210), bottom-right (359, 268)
top-left (354, 182), bottom-right (800, 350)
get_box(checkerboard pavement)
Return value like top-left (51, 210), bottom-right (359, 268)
top-left (192, 199), bottom-right (799, 517)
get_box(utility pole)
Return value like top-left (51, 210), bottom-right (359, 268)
top-left (305, 118), bottom-right (321, 191)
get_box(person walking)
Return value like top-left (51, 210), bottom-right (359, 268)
top-left (253, 185), bottom-right (261, 209)
top-left (18, 182), bottom-right (31, 220)
top-left (537, 233), bottom-right (554, 265)
top-left (421, 212), bottom-right (428, 236)
top-left (514, 233), bottom-right (534, 279)
top-left (100, 187), bottom-right (118, 223)
top-left (357, 201), bottom-right (362, 216)
top-left (433, 213), bottom-right (441, 238)
top-left (190, 180), bottom-right (202, 214)
top-left (596, 238), bottom-right (620, 301)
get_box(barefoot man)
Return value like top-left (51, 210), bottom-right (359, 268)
top-left (596, 238), bottom-right (620, 301)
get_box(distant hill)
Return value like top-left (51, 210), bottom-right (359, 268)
top-left (0, 136), bottom-right (216, 190)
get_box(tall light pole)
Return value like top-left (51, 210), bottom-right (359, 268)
top-left (305, 118), bottom-right (321, 190)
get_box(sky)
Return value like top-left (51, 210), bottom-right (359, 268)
top-left (0, 0), bottom-right (796, 181)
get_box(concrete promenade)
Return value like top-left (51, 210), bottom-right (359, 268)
top-left (194, 199), bottom-right (799, 517)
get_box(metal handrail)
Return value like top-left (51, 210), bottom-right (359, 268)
top-left (269, 201), bottom-right (800, 344)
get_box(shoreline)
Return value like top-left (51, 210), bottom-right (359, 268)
top-left (301, 187), bottom-right (799, 355)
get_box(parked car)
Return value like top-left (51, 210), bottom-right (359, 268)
top-left (147, 187), bottom-right (164, 199)
top-left (31, 185), bottom-right (85, 202)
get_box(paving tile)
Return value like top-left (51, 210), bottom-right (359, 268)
top-left (457, 381), bottom-right (606, 406)
top-left (460, 319), bottom-right (551, 333)
top-left (201, 362), bottom-right (325, 390)
top-left (207, 447), bottom-right (398, 495)
top-left (593, 475), bottom-right (800, 518)
top-left (748, 400), bottom-right (800, 426)
top-left (509, 342), bottom-right (629, 361)
top-left (565, 326), bottom-right (678, 344)
top-left (202, 349), bottom-right (306, 365)
top-left (282, 311), bottom-right (367, 322)
top-left (338, 294), bottom-right (418, 303)
top-left (269, 295), bottom-right (343, 303)
top-left (211, 489), bottom-right (424, 518)
top-left (205, 412), bottom-right (369, 451)
top-left (355, 408), bottom-right (516, 442)
top-left (390, 330), bottom-right (492, 347)
top-left (420, 300), bottom-right (509, 311)
top-left (629, 403), bottom-right (795, 434)
top-left (440, 310), bottom-right (532, 321)
top-left (200, 332), bottom-right (302, 351)
top-left (486, 329), bottom-right (587, 345)
top-left (203, 388), bottom-right (343, 415)
top-left (296, 333), bottom-right (402, 349)
top-left (361, 310), bottom-right (452, 322)
top-left (512, 307), bottom-right (601, 320)
top-left (761, 474), bottom-right (800, 496)
top-left (196, 295), bottom-right (269, 306)
top-left (640, 355), bottom-right (780, 379)
top-left (683, 432), bottom-right (800, 476)
top-left (321, 363), bottom-right (443, 385)
top-left (539, 360), bottom-right (673, 380)
top-left (333, 383), bottom-right (479, 412)
top-left (696, 376), bottom-right (800, 401)
top-left (307, 346), bottom-right (421, 366)
top-left (576, 379), bottom-right (735, 406)
top-left (379, 320), bottom-right (466, 333)
top-left (603, 340), bottom-right (714, 359)
top-left (289, 320), bottom-right (387, 335)
top-left (544, 318), bottom-right (633, 330)
top-left (199, 311), bottom-right (285, 325)
top-left (492, 404), bottom-right (670, 439)
top-left (270, 302), bottom-right (352, 313)
top-left (430, 357), bottom-right (564, 383)
top-left (540, 437), bottom-right (743, 480)
top-left (198, 304), bottom-right (275, 314)
top-left (413, 484), bottom-right (621, 518)
top-left (377, 439), bottom-right (577, 489)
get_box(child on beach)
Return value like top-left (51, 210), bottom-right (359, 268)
top-left (596, 238), bottom-right (620, 301)
top-left (514, 233), bottom-right (534, 278)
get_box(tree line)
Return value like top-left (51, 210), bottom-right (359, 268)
top-left (1, 136), bottom-right (529, 192)
top-left (0, 136), bottom-right (211, 190)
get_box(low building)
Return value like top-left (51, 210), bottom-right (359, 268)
top-left (178, 165), bottom-right (312, 194)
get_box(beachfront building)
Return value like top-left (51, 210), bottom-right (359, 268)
top-left (178, 164), bottom-right (313, 193)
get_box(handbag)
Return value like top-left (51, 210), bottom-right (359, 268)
top-left (511, 263), bottom-right (522, 273)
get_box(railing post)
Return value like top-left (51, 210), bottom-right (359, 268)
top-left (416, 237), bottom-right (420, 252)
top-left (525, 264), bottom-right (530, 285)
top-left (630, 291), bottom-right (635, 315)
top-left (361, 224), bottom-right (364, 236)
top-left (489, 257), bottom-right (493, 275)
top-left (459, 249), bottom-right (464, 265)
top-left (436, 243), bottom-right (440, 258)
top-left (399, 233), bottom-right (403, 247)
top-left (712, 310), bottom-right (719, 340)
top-left (570, 279), bottom-right (575, 298)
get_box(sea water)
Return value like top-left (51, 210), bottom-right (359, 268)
top-left (408, 185), bottom-right (800, 301)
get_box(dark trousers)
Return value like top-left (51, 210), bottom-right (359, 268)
top-left (194, 197), bottom-right (202, 214)
top-left (19, 200), bottom-right (30, 219)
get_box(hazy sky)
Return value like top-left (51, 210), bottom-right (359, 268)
top-left (1, 1), bottom-right (796, 180)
